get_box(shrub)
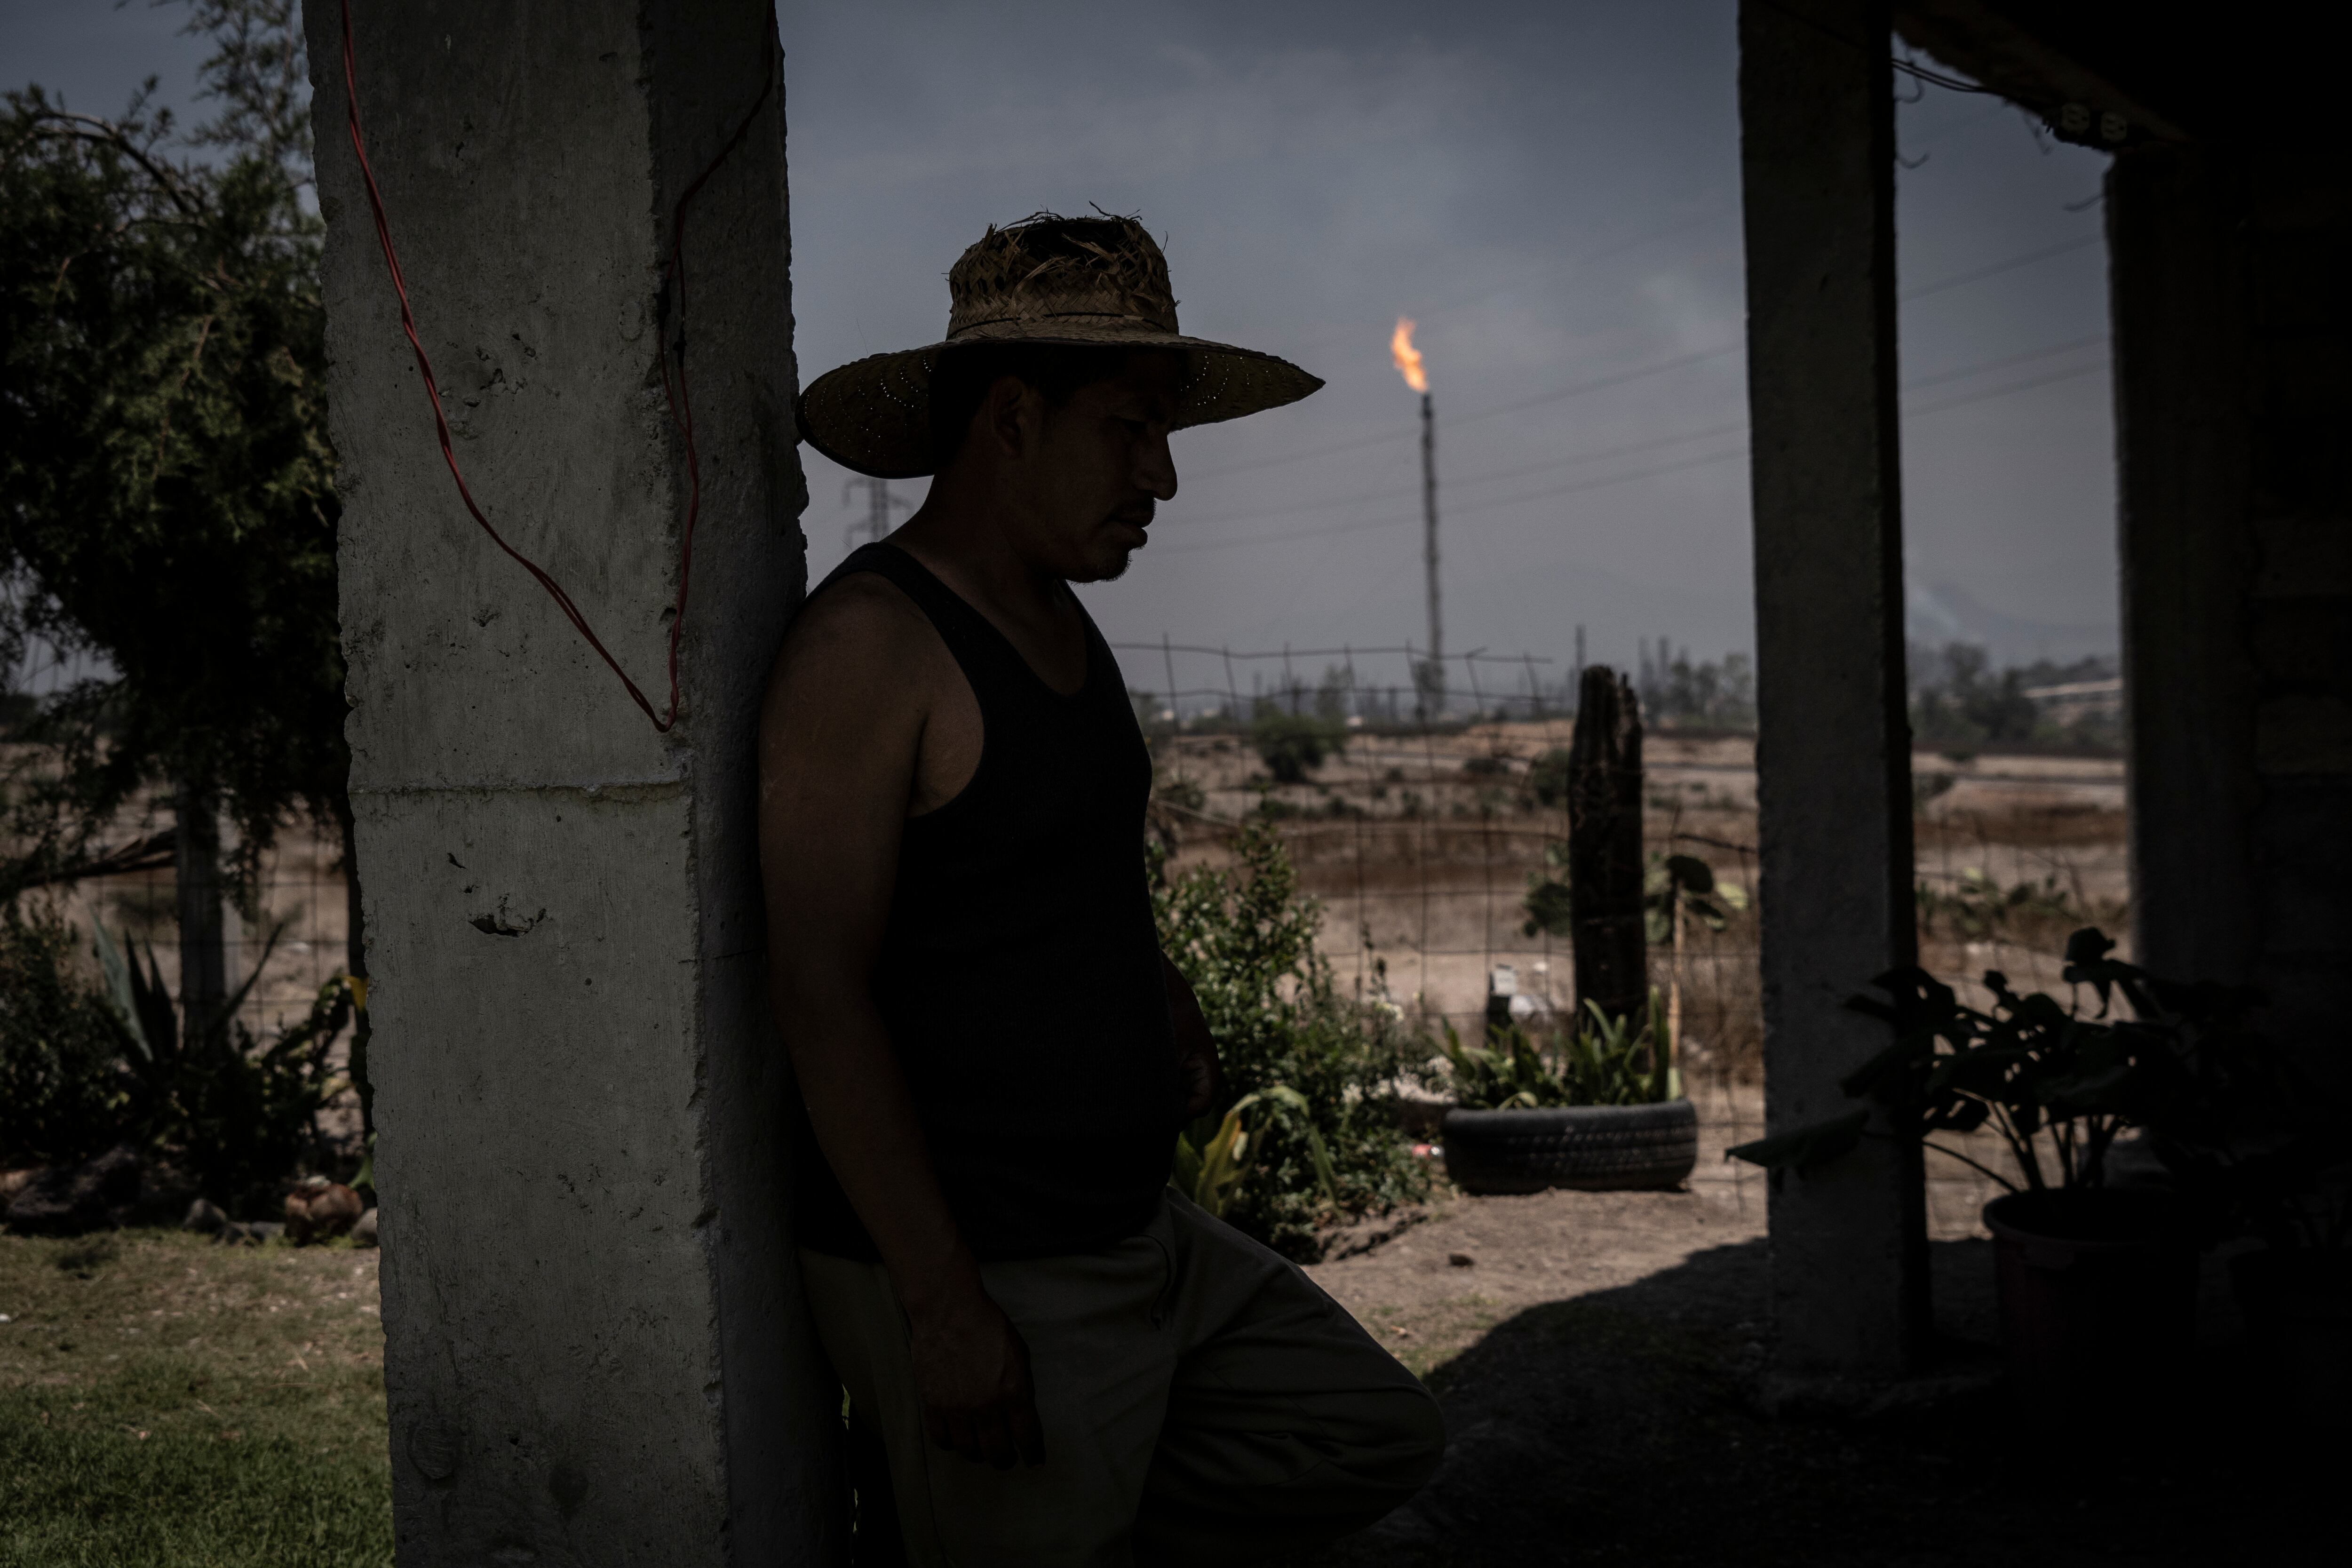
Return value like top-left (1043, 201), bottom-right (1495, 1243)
top-left (1529, 748), bottom-right (1573, 808)
top-left (1249, 705), bottom-right (1345, 785)
top-left (1153, 823), bottom-right (1429, 1259)
top-left (0, 903), bottom-right (131, 1166)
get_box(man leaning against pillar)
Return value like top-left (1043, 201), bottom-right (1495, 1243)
top-left (757, 212), bottom-right (1445, 1566)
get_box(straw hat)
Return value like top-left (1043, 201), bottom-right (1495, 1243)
top-left (796, 212), bottom-right (1323, 479)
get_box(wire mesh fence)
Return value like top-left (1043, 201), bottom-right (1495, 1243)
top-left (6, 623), bottom-right (354, 1045)
top-left (4, 623), bottom-right (2128, 1233)
top-left (70, 823), bottom-right (354, 1041)
top-left (1122, 638), bottom-right (1778, 1214)
top-left (1119, 637), bottom-right (2131, 1238)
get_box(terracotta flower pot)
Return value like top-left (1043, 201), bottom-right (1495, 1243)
top-left (1983, 1188), bottom-right (2194, 1401)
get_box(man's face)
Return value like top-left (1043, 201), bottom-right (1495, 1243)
top-left (1003, 351), bottom-right (1181, 583)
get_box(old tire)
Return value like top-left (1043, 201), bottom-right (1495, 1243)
top-left (1440, 1100), bottom-right (1698, 1194)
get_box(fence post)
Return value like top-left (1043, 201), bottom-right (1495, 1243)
top-left (1566, 667), bottom-right (1646, 1027)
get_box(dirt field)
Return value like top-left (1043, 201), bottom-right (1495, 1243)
top-left (1154, 721), bottom-right (2130, 1243)
top-left (1159, 724), bottom-right (2129, 1086)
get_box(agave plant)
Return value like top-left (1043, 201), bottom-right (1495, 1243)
top-left (91, 920), bottom-right (355, 1205)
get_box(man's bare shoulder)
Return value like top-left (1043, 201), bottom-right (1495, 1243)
top-left (766, 572), bottom-right (946, 720)
top-left (786, 571), bottom-right (941, 682)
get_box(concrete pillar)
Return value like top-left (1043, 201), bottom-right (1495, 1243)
top-left (307, 2), bottom-right (836, 1560)
top-left (1738, 0), bottom-right (1927, 1382)
top-left (2106, 147), bottom-right (2263, 994)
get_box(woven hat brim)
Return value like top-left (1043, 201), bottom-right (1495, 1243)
top-left (796, 328), bottom-right (1323, 480)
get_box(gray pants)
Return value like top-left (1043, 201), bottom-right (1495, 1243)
top-left (798, 1190), bottom-right (1444, 1567)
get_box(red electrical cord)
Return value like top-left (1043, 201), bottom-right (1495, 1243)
top-left (338, 0), bottom-right (775, 732)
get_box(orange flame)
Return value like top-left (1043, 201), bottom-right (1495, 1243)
top-left (1390, 316), bottom-right (1428, 395)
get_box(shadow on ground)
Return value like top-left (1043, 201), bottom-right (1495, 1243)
top-left (1298, 1238), bottom-right (2327, 1568)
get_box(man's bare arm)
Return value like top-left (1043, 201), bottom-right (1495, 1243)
top-left (757, 580), bottom-right (1043, 1469)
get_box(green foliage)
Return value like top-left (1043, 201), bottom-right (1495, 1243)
top-left (1441, 989), bottom-right (1678, 1110)
top-left (1520, 840), bottom-right (1574, 939)
top-left (1727, 928), bottom-right (2300, 1203)
top-left (1644, 852), bottom-right (1746, 942)
top-left (1152, 822), bottom-right (1428, 1259)
top-left (1523, 846), bottom-right (1746, 944)
top-left (1907, 642), bottom-right (2042, 750)
top-left (1248, 702), bottom-right (1346, 785)
top-left (1520, 873), bottom-right (1573, 939)
top-left (1154, 772), bottom-right (1207, 814)
top-left (92, 923), bottom-right (353, 1209)
top-left (1437, 1022), bottom-right (1564, 1110)
top-left (1636, 647), bottom-right (1755, 729)
top-left (1907, 641), bottom-right (2120, 754)
top-left (1171, 1086), bottom-right (1339, 1220)
top-left (1529, 747), bottom-right (1573, 808)
top-left (1566, 993), bottom-right (1678, 1105)
top-left (2, 0), bottom-right (346, 895)
top-left (0, 898), bottom-right (347, 1199)
top-left (0, 901), bottom-right (132, 1165)
top-left (1914, 867), bottom-right (2112, 942)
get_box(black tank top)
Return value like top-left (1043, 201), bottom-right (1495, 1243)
top-left (791, 543), bottom-right (1182, 1260)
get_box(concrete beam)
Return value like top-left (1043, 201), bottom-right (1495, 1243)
top-left (307, 2), bottom-right (835, 1560)
top-left (1738, 0), bottom-right (1928, 1381)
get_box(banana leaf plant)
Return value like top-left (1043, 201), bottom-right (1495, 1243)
top-left (1172, 1085), bottom-right (1339, 1220)
top-left (1727, 928), bottom-right (2278, 1196)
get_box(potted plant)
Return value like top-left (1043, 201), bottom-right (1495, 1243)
top-left (1438, 987), bottom-right (1697, 1194)
top-left (2144, 1028), bottom-right (2350, 1425)
top-left (1729, 929), bottom-right (2273, 1396)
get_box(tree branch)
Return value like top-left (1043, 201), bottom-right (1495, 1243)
top-left (19, 108), bottom-right (206, 219)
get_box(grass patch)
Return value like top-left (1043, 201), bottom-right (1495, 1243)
top-left (0, 1229), bottom-right (390, 1567)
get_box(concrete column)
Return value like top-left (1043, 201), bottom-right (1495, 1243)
top-left (2106, 147), bottom-right (2262, 993)
top-left (307, 2), bottom-right (835, 1561)
top-left (1738, 0), bottom-right (1927, 1382)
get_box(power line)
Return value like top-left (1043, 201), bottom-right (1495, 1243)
top-left (1184, 341), bottom-right (1744, 484)
top-left (1279, 203), bottom-right (1738, 355)
top-left (1899, 233), bottom-right (2101, 302)
top-left (1903, 356), bottom-right (2110, 418)
top-left (1903, 332), bottom-right (2105, 390)
top-left (1176, 334), bottom-right (2109, 533)
top-left (1157, 356), bottom-right (2111, 558)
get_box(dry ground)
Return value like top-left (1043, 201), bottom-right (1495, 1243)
top-left (1159, 726), bottom-right (2131, 1082)
top-left (1290, 1097), bottom-right (2318, 1568)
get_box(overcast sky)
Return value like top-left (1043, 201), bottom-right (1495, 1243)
top-left (8, 0), bottom-right (2118, 700)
